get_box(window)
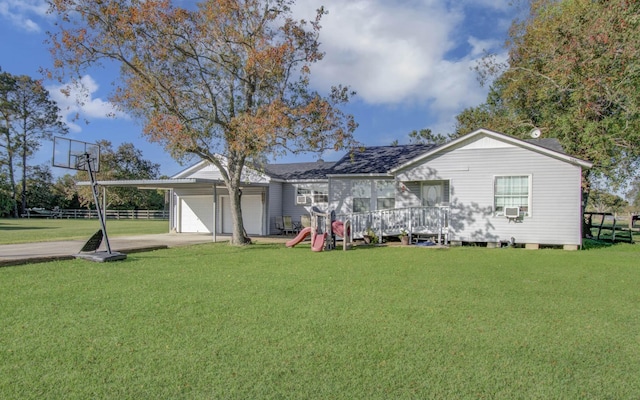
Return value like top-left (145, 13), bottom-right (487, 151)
top-left (313, 187), bottom-right (329, 204)
top-left (352, 180), bottom-right (371, 213)
top-left (421, 181), bottom-right (449, 207)
top-left (296, 183), bottom-right (328, 205)
top-left (494, 175), bottom-right (530, 216)
top-left (376, 180), bottom-right (396, 210)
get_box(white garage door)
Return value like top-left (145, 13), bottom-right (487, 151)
top-left (221, 195), bottom-right (263, 235)
top-left (180, 196), bottom-right (213, 233)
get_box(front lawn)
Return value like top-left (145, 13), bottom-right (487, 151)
top-left (1, 243), bottom-right (638, 399)
top-left (0, 218), bottom-right (168, 244)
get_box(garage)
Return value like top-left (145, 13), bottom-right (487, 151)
top-left (180, 196), bottom-right (214, 233)
top-left (220, 195), bottom-right (263, 235)
top-left (179, 194), bottom-right (263, 235)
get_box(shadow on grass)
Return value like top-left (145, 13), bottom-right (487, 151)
top-left (583, 238), bottom-right (618, 250)
top-left (0, 225), bottom-right (53, 231)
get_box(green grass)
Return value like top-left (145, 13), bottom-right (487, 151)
top-left (1, 242), bottom-right (639, 399)
top-left (0, 218), bottom-right (168, 244)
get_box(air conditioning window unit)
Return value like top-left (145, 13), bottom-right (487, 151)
top-left (296, 195), bottom-right (309, 205)
top-left (504, 207), bottom-right (520, 219)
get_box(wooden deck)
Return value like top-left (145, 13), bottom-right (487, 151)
top-left (336, 206), bottom-right (450, 244)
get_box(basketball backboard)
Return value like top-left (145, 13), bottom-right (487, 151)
top-left (53, 137), bottom-right (100, 172)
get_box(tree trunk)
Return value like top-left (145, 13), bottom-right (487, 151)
top-left (581, 188), bottom-right (591, 239)
top-left (8, 163), bottom-right (18, 218)
top-left (1, 127), bottom-right (19, 218)
top-left (227, 184), bottom-right (251, 245)
top-left (581, 170), bottom-right (591, 239)
top-left (20, 135), bottom-right (27, 216)
top-left (7, 151), bottom-right (18, 218)
top-left (227, 156), bottom-right (251, 246)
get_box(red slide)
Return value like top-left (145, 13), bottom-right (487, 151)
top-left (286, 227), bottom-right (312, 248)
top-left (331, 220), bottom-right (349, 238)
top-left (311, 232), bottom-right (327, 252)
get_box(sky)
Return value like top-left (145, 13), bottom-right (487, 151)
top-left (0, 0), bottom-right (519, 178)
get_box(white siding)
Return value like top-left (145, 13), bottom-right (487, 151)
top-left (281, 181), bottom-right (329, 224)
top-left (396, 145), bottom-right (584, 246)
top-left (329, 178), bottom-right (350, 214)
top-left (329, 177), bottom-right (397, 215)
top-left (174, 160), bottom-right (270, 184)
top-left (267, 183), bottom-right (283, 234)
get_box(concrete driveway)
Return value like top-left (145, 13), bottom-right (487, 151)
top-left (0, 233), bottom-right (226, 267)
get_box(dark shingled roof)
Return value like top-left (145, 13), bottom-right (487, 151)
top-left (262, 138), bottom-right (566, 181)
top-left (263, 144), bottom-right (437, 179)
top-left (263, 161), bottom-right (336, 180)
top-left (525, 138), bottom-right (565, 153)
top-left (329, 144), bottom-right (437, 175)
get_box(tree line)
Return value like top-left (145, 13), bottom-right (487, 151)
top-left (1, 69), bottom-right (67, 217)
top-left (0, 75), bottom-right (166, 219)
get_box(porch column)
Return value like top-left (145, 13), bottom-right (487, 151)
top-left (212, 184), bottom-right (217, 242)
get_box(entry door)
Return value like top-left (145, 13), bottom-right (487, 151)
top-left (422, 182), bottom-right (445, 207)
top-left (220, 195), bottom-right (263, 235)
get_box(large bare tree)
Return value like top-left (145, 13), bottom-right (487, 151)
top-left (47, 0), bottom-right (357, 244)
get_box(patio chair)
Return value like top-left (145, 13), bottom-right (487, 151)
top-left (275, 216), bottom-right (285, 235)
top-left (283, 216), bottom-right (297, 235)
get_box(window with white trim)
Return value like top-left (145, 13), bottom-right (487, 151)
top-left (352, 180), bottom-right (371, 213)
top-left (494, 175), bottom-right (530, 216)
top-left (296, 183), bottom-right (328, 205)
top-left (376, 180), bottom-right (396, 210)
top-left (421, 180), bottom-right (449, 207)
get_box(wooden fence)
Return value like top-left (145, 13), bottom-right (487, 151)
top-left (22, 208), bottom-right (168, 220)
top-left (583, 212), bottom-right (637, 243)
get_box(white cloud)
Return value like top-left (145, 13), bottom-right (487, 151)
top-left (47, 75), bottom-right (129, 133)
top-left (467, 36), bottom-right (501, 58)
top-left (292, 0), bottom-right (510, 117)
top-left (458, 0), bottom-right (512, 11)
top-left (0, 0), bottom-right (48, 32)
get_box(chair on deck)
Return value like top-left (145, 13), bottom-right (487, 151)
top-left (283, 216), bottom-right (297, 235)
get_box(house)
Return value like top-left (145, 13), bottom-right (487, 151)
top-left (97, 129), bottom-right (593, 249)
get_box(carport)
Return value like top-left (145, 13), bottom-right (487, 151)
top-left (78, 178), bottom-right (269, 241)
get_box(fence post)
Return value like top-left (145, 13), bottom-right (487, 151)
top-left (408, 209), bottom-right (413, 243)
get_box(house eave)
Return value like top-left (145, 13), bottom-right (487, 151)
top-left (77, 178), bottom-right (222, 189)
top-left (327, 173), bottom-right (394, 179)
top-left (284, 178), bottom-right (329, 183)
top-left (389, 128), bottom-right (593, 173)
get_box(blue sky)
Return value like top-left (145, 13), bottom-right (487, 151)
top-left (0, 0), bottom-right (518, 177)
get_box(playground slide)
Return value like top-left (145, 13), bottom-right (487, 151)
top-left (286, 227), bottom-right (312, 248)
top-left (331, 220), bottom-right (349, 238)
top-left (311, 232), bottom-right (327, 252)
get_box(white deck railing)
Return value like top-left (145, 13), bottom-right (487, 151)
top-left (336, 206), bottom-right (450, 244)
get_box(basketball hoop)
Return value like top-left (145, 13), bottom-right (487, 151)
top-left (53, 136), bottom-right (100, 172)
top-left (52, 137), bottom-right (126, 262)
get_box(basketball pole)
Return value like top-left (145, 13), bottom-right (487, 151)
top-left (84, 152), bottom-right (113, 254)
